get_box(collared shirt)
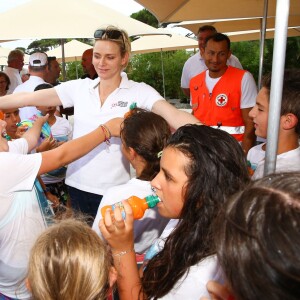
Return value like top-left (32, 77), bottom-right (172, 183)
top-left (54, 72), bottom-right (163, 195)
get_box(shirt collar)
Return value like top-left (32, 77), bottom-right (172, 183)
top-left (90, 72), bottom-right (130, 90)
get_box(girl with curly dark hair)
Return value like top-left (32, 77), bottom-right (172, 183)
top-left (100, 124), bottom-right (250, 299)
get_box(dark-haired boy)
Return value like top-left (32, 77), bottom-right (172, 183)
top-left (247, 69), bottom-right (300, 179)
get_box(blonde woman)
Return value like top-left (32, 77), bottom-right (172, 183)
top-left (0, 26), bottom-right (199, 220)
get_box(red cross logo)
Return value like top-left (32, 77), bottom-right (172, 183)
top-left (216, 94), bottom-right (228, 107)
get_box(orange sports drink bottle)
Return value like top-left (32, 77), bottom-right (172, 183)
top-left (101, 195), bottom-right (160, 220)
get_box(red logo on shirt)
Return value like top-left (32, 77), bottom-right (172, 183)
top-left (215, 94), bottom-right (228, 107)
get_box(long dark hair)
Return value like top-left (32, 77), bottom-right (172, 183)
top-left (214, 172), bottom-right (300, 300)
top-left (120, 108), bottom-right (171, 181)
top-left (142, 125), bottom-right (250, 298)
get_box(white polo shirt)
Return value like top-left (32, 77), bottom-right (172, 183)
top-left (55, 73), bottom-right (163, 195)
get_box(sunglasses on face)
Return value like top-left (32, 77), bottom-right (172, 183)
top-left (94, 29), bottom-right (125, 45)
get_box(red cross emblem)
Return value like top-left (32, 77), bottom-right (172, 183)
top-left (216, 94), bottom-right (228, 107)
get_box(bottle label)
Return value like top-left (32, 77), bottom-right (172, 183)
top-left (111, 202), bottom-right (126, 220)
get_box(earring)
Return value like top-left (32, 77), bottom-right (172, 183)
top-left (151, 186), bottom-right (156, 193)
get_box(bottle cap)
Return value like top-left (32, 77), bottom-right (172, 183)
top-left (145, 195), bottom-right (160, 208)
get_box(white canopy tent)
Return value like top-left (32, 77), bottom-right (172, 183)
top-left (175, 16), bottom-right (300, 38)
top-left (46, 40), bottom-right (92, 63)
top-left (0, 0), bottom-right (167, 80)
top-left (134, 0), bottom-right (300, 24)
top-left (227, 27), bottom-right (300, 42)
top-left (131, 33), bottom-right (198, 54)
top-left (0, 0), bottom-right (166, 40)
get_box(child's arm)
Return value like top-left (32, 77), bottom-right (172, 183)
top-left (100, 200), bottom-right (143, 300)
top-left (21, 115), bottom-right (49, 152)
top-left (38, 118), bottom-right (122, 175)
top-left (37, 176), bottom-right (59, 207)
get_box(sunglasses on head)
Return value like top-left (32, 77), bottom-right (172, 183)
top-left (94, 29), bottom-right (124, 44)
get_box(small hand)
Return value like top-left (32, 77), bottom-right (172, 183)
top-left (15, 125), bottom-right (28, 138)
top-left (44, 191), bottom-right (60, 208)
top-left (35, 113), bottom-right (49, 126)
top-left (99, 200), bottom-right (135, 251)
top-left (36, 136), bottom-right (57, 152)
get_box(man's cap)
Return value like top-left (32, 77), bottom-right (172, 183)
top-left (29, 52), bottom-right (48, 67)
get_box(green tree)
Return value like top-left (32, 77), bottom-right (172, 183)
top-left (15, 47), bottom-right (26, 54)
top-left (130, 9), bottom-right (158, 28)
top-left (231, 40), bottom-right (261, 82)
top-left (64, 61), bottom-right (84, 81)
top-left (231, 36), bottom-right (300, 84)
top-left (128, 50), bottom-right (191, 99)
top-left (26, 38), bottom-right (93, 54)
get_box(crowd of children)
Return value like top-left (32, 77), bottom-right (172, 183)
top-left (0, 23), bottom-right (299, 300)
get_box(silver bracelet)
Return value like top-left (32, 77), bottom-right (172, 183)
top-left (112, 248), bottom-right (135, 267)
top-left (112, 248), bottom-right (134, 257)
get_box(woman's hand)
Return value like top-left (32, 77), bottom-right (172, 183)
top-left (104, 117), bottom-right (123, 138)
top-left (99, 200), bottom-right (134, 252)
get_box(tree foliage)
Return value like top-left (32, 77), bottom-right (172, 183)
top-left (128, 50), bottom-right (191, 99)
top-left (130, 9), bottom-right (158, 28)
top-left (231, 36), bottom-right (300, 84)
top-left (26, 38), bottom-right (93, 54)
top-left (64, 61), bottom-right (84, 81)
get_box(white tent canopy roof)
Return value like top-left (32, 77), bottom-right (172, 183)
top-left (175, 15), bottom-right (300, 35)
top-left (227, 27), bottom-right (300, 42)
top-left (46, 40), bottom-right (92, 63)
top-left (135, 0), bottom-right (300, 24)
top-left (0, 0), bottom-right (166, 40)
top-left (131, 33), bottom-right (197, 54)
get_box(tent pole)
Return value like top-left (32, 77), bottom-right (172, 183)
top-left (160, 49), bottom-right (166, 99)
top-left (75, 58), bottom-right (79, 79)
top-left (258, 0), bottom-right (268, 90)
top-left (264, 0), bottom-right (289, 176)
top-left (60, 39), bottom-right (66, 82)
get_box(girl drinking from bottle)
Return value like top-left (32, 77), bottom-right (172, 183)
top-left (100, 124), bottom-right (250, 300)
top-left (93, 108), bottom-right (170, 254)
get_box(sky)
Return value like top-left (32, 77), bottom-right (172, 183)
top-left (0, 0), bottom-right (164, 49)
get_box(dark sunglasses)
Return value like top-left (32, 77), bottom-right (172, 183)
top-left (94, 29), bottom-right (125, 45)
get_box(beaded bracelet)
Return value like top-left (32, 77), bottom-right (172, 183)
top-left (99, 124), bottom-right (111, 145)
